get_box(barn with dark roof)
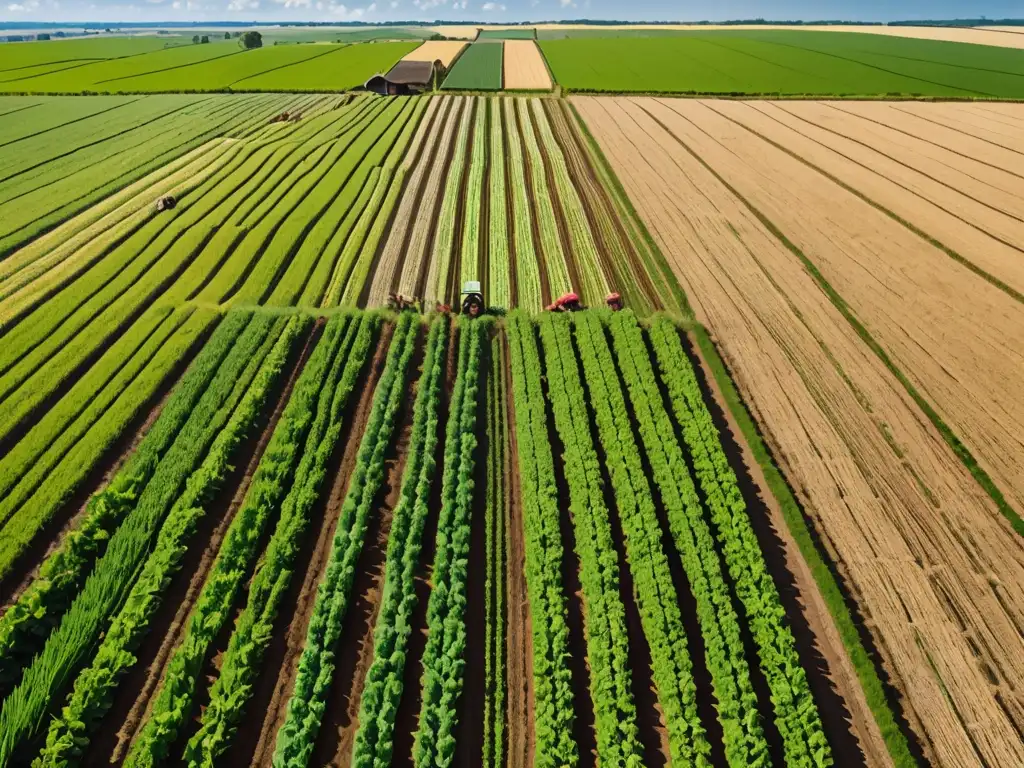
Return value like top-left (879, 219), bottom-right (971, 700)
top-left (364, 60), bottom-right (439, 95)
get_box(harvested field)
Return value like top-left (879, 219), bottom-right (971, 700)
top-left (402, 40), bottom-right (468, 67)
top-left (503, 41), bottom-right (553, 90)
top-left (575, 94), bottom-right (1024, 768)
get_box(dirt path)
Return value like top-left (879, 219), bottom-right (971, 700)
top-left (574, 95), bottom-right (1024, 768)
top-left (226, 323), bottom-right (393, 768)
top-left (90, 320), bottom-right (320, 766)
top-left (502, 334), bottom-right (534, 768)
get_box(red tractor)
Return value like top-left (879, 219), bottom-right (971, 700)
top-left (605, 292), bottom-right (623, 311)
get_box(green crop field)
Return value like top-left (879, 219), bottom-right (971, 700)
top-left (441, 42), bottom-right (503, 90)
top-left (233, 42), bottom-right (419, 90)
top-left (540, 29), bottom-right (1024, 96)
top-left (0, 40), bottom-right (414, 93)
top-left (0, 37), bottom-right (185, 72)
top-left (478, 28), bottom-right (536, 40)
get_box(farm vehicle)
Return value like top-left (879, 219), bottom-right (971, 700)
top-left (154, 195), bottom-right (177, 213)
top-left (545, 292), bottom-right (624, 312)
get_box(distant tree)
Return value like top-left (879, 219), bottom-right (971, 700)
top-left (232, 31), bottom-right (241, 38)
top-left (192, 35), bottom-right (200, 44)
top-left (7, 35), bottom-right (24, 42)
top-left (36, 33), bottom-right (50, 41)
top-left (200, 35), bottom-right (210, 44)
top-left (240, 31), bottom-right (263, 49)
top-left (55, 31), bottom-right (65, 37)
top-left (224, 31), bottom-right (231, 39)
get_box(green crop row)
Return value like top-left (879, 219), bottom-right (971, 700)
top-left (426, 98), bottom-right (474, 303)
top-left (352, 315), bottom-right (449, 768)
top-left (502, 100), bottom-right (543, 310)
top-left (0, 312), bottom-right (280, 763)
top-left (536, 314), bottom-right (643, 764)
top-left (271, 313), bottom-right (418, 768)
top-left (338, 166), bottom-right (407, 306)
top-left (460, 97), bottom-right (488, 285)
top-left (181, 313), bottom-right (379, 767)
top-left (644, 316), bottom-right (831, 766)
top-left (0, 306), bottom-right (216, 583)
top-left (514, 98), bottom-right (572, 298)
top-left (0, 310), bottom-right (250, 695)
top-left (570, 311), bottom-right (710, 766)
top-left (505, 313), bottom-right (577, 767)
top-left (601, 310), bottom-right (770, 766)
top-left (529, 101), bottom-right (608, 304)
top-left (413, 316), bottom-right (489, 768)
top-left (34, 314), bottom-right (306, 767)
top-left (487, 99), bottom-right (511, 309)
top-left (284, 97), bottom-right (423, 306)
top-left (123, 312), bottom-right (372, 768)
top-left (482, 334), bottom-right (508, 768)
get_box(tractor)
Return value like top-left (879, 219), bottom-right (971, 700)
top-left (460, 281), bottom-right (484, 317)
top-left (155, 195), bottom-right (177, 213)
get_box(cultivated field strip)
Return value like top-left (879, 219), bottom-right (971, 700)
top-left (576, 95), bottom-right (1024, 768)
top-left (709, 100), bottom-right (1024, 297)
top-left (402, 40), bottom-right (468, 67)
top-left (503, 41), bottom-right (553, 90)
top-left (370, 95), bottom-right (665, 312)
top-left (0, 93), bottom-right (322, 258)
top-left (642, 98), bottom-right (1024, 520)
top-left (894, 102), bottom-right (1024, 155)
top-left (0, 96), bottom-right (435, 590)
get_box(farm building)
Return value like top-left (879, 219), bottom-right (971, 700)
top-left (365, 59), bottom-right (438, 95)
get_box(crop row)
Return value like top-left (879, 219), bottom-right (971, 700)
top-left (602, 310), bottom-right (770, 766)
top-left (569, 311), bottom-right (710, 765)
top-left (0, 311), bottom-right (286, 763)
top-left (460, 99), bottom-right (488, 286)
top-left (502, 100), bottom-right (543, 310)
top-left (482, 334), bottom-right (508, 768)
top-left (505, 314), bottom-right (577, 767)
top-left (271, 313), bottom-right (418, 767)
top-left (487, 99), bottom-right (511, 309)
top-left (536, 314), bottom-right (643, 764)
top-left (0, 310), bottom-right (251, 694)
top-left (646, 316), bottom-right (831, 766)
top-left (352, 315), bottom-right (449, 768)
top-left (425, 99), bottom-right (474, 303)
top-left (413, 316), bottom-right (488, 768)
top-left (124, 311), bottom-right (376, 768)
top-left (35, 313), bottom-right (307, 766)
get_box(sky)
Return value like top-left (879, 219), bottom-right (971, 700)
top-left (2, 0), bottom-right (1023, 25)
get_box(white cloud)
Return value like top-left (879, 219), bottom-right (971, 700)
top-left (389, 0), bottom-right (398, 6)
top-left (451, 0), bottom-right (466, 8)
top-left (273, 0), bottom-right (311, 7)
top-left (228, 0), bottom-right (258, 9)
top-left (559, 0), bottom-right (574, 7)
top-left (412, 0), bottom-right (443, 9)
top-left (480, 0), bottom-right (504, 9)
top-left (6, 0), bottom-right (38, 10)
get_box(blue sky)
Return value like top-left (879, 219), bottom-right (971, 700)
top-left (2, 0), bottom-right (1022, 25)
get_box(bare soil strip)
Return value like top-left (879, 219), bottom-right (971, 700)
top-left (501, 334), bottom-right (534, 768)
top-left (574, 95), bottom-right (1024, 768)
top-left (221, 325), bottom-right (393, 768)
